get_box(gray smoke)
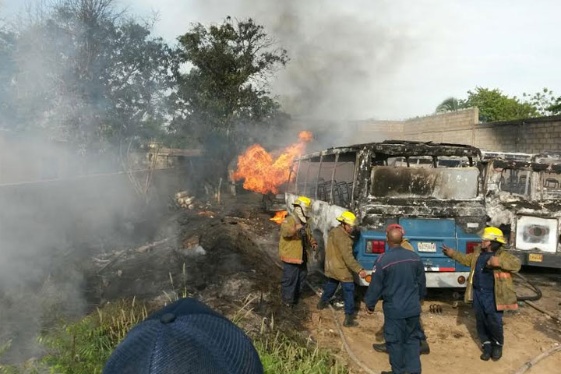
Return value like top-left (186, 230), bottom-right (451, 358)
top-left (0, 1), bottom-right (175, 363)
top-left (181, 0), bottom-right (417, 148)
top-left (187, 0), bottom-right (414, 122)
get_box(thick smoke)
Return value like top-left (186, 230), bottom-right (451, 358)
top-left (184, 0), bottom-right (420, 148)
top-left (253, 1), bottom-right (411, 122)
top-left (0, 1), bottom-right (176, 363)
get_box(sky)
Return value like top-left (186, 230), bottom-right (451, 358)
top-left (2, 0), bottom-right (560, 121)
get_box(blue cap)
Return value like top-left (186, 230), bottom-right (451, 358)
top-left (103, 298), bottom-right (264, 374)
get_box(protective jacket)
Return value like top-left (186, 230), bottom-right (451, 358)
top-left (279, 214), bottom-right (316, 264)
top-left (324, 225), bottom-right (363, 282)
top-left (448, 246), bottom-right (521, 311)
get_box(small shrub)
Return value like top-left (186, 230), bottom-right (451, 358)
top-left (38, 298), bottom-right (147, 374)
top-left (253, 331), bottom-right (348, 374)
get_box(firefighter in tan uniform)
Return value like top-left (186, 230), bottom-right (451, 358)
top-left (279, 196), bottom-right (317, 307)
top-left (317, 211), bottom-right (367, 327)
top-left (372, 223), bottom-right (431, 354)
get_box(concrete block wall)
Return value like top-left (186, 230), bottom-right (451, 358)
top-left (353, 109), bottom-right (561, 155)
top-left (473, 118), bottom-right (561, 153)
top-left (352, 120), bottom-right (405, 142)
top-left (517, 120), bottom-right (561, 153)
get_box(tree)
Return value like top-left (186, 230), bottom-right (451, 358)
top-left (0, 26), bottom-right (17, 127)
top-left (1, 0), bottom-right (176, 156)
top-left (522, 88), bottom-right (561, 116)
top-left (435, 97), bottom-right (464, 113)
top-left (464, 87), bottom-right (537, 122)
top-left (170, 17), bottom-right (289, 189)
top-left (436, 87), bottom-right (538, 122)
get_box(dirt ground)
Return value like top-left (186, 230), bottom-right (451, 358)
top-left (89, 191), bottom-right (561, 374)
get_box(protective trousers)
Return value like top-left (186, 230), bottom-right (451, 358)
top-left (281, 262), bottom-right (307, 305)
top-left (384, 315), bottom-right (422, 374)
top-left (319, 278), bottom-right (355, 315)
top-left (473, 289), bottom-right (504, 346)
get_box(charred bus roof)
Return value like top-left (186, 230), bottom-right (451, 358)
top-left (483, 151), bottom-right (561, 172)
top-left (295, 140), bottom-right (482, 161)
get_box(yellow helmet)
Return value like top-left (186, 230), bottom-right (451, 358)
top-left (337, 211), bottom-right (357, 226)
top-left (481, 226), bottom-right (506, 244)
top-left (293, 196), bottom-right (312, 209)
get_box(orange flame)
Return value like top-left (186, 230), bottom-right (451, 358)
top-left (270, 210), bottom-right (288, 224)
top-left (233, 131), bottom-right (313, 194)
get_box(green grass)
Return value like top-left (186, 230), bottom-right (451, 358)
top-left (254, 331), bottom-right (348, 374)
top-left (39, 298), bottom-right (147, 374)
top-left (1, 295), bottom-right (346, 374)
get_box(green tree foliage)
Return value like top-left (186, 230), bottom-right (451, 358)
top-left (522, 87), bottom-right (561, 116)
top-left (436, 87), bottom-right (538, 122)
top-left (170, 17), bottom-right (289, 181)
top-left (435, 97), bottom-right (463, 113)
top-left (463, 87), bottom-right (537, 122)
top-left (1, 0), bottom-right (176, 155)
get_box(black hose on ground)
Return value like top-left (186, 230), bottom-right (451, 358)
top-left (513, 272), bottom-right (542, 302)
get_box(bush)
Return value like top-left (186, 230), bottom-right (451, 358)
top-left (2, 297), bottom-right (345, 374)
top-left (38, 298), bottom-right (147, 374)
top-left (253, 331), bottom-right (348, 374)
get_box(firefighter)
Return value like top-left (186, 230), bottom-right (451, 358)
top-left (371, 223), bottom-right (431, 354)
top-left (317, 211), bottom-right (367, 327)
top-left (279, 196), bottom-right (318, 308)
top-left (364, 225), bottom-right (426, 374)
top-left (442, 226), bottom-right (521, 361)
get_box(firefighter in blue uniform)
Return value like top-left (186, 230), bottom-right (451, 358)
top-left (372, 223), bottom-right (431, 355)
top-left (443, 226), bottom-right (521, 361)
top-left (364, 225), bottom-right (426, 374)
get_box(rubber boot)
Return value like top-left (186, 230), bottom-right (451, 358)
top-left (491, 343), bottom-right (503, 361)
top-left (420, 339), bottom-right (431, 355)
top-left (480, 341), bottom-right (492, 361)
top-left (343, 314), bottom-right (358, 327)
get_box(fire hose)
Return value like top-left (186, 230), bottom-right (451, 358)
top-left (512, 344), bottom-right (561, 374)
top-left (511, 272), bottom-right (561, 373)
top-left (304, 271), bottom-right (378, 374)
top-left (268, 252), bottom-right (378, 373)
top-left (514, 272), bottom-right (542, 302)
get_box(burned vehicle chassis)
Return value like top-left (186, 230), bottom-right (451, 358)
top-left (286, 140), bottom-right (487, 288)
top-left (484, 153), bottom-right (561, 268)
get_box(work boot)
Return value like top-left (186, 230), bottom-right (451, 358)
top-left (343, 314), bottom-right (358, 327)
top-left (372, 343), bottom-right (387, 353)
top-left (480, 342), bottom-right (492, 361)
top-left (491, 343), bottom-right (503, 361)
top-left (317, 300), bottom-right (328, 310)
top-left (420, 339), bottom-right (431, 355)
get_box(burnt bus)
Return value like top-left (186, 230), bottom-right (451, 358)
top-left (286, 140), bottom-right (487, 288)
top-left (483, 151), bottom-right (561, 268)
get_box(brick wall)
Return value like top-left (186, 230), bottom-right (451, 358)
top-left (352, 108), bottom-right (561, 154)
